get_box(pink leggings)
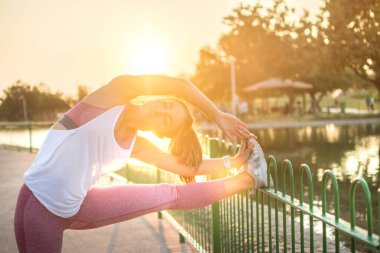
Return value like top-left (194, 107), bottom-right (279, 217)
top-left (14, 180), bottom-right (227, 253)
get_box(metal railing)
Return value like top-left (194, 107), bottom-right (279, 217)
top-left (123, 137), bottom-right (380, 253)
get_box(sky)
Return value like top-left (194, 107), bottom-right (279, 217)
top-left (0, 0), bottom-right (322, 96)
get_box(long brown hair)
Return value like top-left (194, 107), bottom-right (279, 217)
top-left (168, 99), bottom-right (202, 183)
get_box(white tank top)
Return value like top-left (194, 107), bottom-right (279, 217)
top-left (24, 105), bottom-right (137, 218)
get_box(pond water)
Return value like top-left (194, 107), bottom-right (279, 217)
top-left (250, 123), bottom-right (380, 232)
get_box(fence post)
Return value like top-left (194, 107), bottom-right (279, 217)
top-left (125, 164), bottom-right (129, 180)
top-left (179, 233), bottom-right (185, 244)
top-left (209, 138), bottom-right (221, 253)
top-left (157, 169), bottom-right (162, 219)
top-left (28, 122), bottom-right (32, 153)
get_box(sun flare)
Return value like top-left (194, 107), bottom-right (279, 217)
top-left (126, 36), bottom-right (171, 75)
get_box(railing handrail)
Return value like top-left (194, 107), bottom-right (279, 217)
top-left (0, 121), bottom-right (54, 127)
top-left (262, 187), bottom-right (380, 249)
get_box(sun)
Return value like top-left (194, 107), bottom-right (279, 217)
top-left (126, 36), bottom-right (171, 75)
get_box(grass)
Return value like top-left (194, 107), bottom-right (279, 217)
top-left (251, 94), bottom-right (379, 109)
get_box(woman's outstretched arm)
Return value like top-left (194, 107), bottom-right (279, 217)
top-left (131, 136), bottom-right (252, 176)
top-left (83, 75), bottom-right (251, 140)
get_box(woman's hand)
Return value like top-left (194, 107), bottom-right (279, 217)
top-left (231, 139), bottom-right (255, 168)
top-left (216, 111), bottom-right (255, 141)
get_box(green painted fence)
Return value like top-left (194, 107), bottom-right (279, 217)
top-left (123, 137), bottom-right (380, 253)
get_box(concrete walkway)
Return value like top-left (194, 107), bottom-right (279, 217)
top-left (0, 149), bottom-right (196, 253)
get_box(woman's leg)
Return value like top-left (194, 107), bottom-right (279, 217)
top-left (13, 174), bottom-right (255, 252)
top-left (20, 190), bottom-right (71, 253)
top-left (14, 185), bottom-right (31, 253)
top-left (172, 172), bottom-right (255, 209)
top-left (218, 172), bottom-right (255, 197)
top-left (68, 172), bottom-right (255, 230)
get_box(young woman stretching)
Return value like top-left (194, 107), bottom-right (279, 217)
top-left (14, 75), bottom-right (270, 253)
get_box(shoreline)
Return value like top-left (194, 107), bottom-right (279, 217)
top-left (196, 117), bottom-right (380, 130)
top-left (2, 114), bottom-right (380, 131)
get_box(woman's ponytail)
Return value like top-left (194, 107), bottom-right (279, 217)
top-left (169, 126), bottom-right (202, 183)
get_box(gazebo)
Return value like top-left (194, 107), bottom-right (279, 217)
top-left (243, 78), bottom-right (313, 115)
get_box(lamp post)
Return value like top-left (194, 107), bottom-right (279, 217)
top-left (20, 95), bottom-right (32, 152)
top-left (229, 55), bottom-right (236, 115)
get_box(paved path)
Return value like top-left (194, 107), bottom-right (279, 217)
top-left (0, 149), bottom-right (196, 253)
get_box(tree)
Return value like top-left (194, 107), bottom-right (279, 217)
top-left (220, 1), bottom-right (356, 99)
top-left (191, 47), bottom-right (230, 101)
top-left (320, 0), bottom-right (380, 92)
top-left (77, 85), bottom-right (88, 102)
top-left (286, 8), bottom-right (355, 112)
top-left (192, 0), bottom-right (372, 113)
top-left (0, 80), bottom-right (70, 121)
top-left (220, 1), bottom-right (295, 94)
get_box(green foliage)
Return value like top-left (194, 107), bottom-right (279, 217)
top-left (191, 47), bottom-right (230, 101)
top-left (192, 0), bottom-right (380, 101)
top-left (0, 80), bottom-right (69, 121)
top-left (76, 85), bottom-right (88, 102)
top-left (220, 1), bottom-right (299, 87)
top-left (320, 0), bottom-right (380, 92)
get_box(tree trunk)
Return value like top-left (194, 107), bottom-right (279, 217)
top-left (316, 92), bottom-right (326, 112)
top-left (309, 93), bottom-right (318, 114)
top-left (309, 92), bottom-right (326, 114)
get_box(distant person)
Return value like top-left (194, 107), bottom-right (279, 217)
top-left (14, 75), bottom-right (272, 252)
top-left (296, 100), bottom-right (302, 116)
top-left (238, 100), bottom-right (249, 122)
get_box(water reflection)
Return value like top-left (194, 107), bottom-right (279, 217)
top-left (0, 127), bottom-right (48, 149)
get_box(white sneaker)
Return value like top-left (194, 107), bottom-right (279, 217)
top-left (239, 138), bottom-right (273, 190)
